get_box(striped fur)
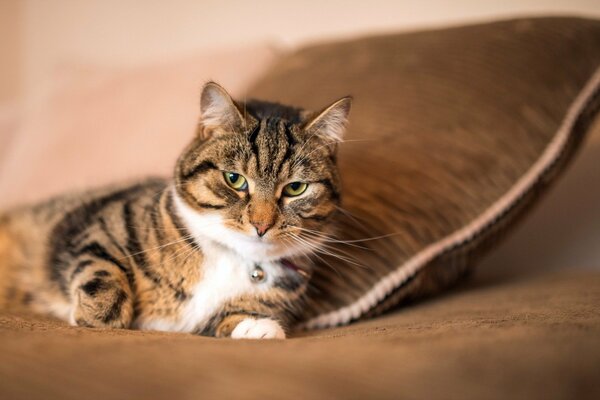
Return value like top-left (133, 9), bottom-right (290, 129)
top-left (0, 82), bottom-right (351, 338)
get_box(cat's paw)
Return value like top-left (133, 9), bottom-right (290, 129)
top-left (231, 318), bottom-right (286, 339)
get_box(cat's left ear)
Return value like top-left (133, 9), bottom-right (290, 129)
top-left (198, 81), bottom-right (248, 139)
top-left (303, 96), bottom-right (352, 142)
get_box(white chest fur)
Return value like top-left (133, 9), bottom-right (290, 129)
top-left (134, 188), bottom-right (291, 333)
top-left (135, 239), bottom-right (278, 333)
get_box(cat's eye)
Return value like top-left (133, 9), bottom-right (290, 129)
top-left (283, 182), bottom-right (308, 197)
top-left (223, 172), bottom-right (248, 191)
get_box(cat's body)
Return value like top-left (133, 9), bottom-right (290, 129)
top-left (0, 179), bottom-right (304, 337)
top-left (0, 83), bottom-right (351, 339)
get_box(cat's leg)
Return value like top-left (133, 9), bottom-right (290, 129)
top-left (211, 313), bottom-right (286, 339)
top-left (69, 260), bottom-right (134, 329)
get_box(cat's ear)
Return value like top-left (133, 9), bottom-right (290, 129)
top-left (198, 81), bottom-right (247, 139)
top-left (303, 96), bottom-right (352, 142)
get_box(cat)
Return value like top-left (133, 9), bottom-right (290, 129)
top-left (0, 82), bottom-right (351, 339)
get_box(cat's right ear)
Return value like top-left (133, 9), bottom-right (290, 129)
top-left (197, 82), bottom-right (247, 139)
top-left (303, 96), bottom-right (352, 143)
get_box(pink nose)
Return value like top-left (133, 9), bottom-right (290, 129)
top-left (251, 222), bottom-right (273, 237)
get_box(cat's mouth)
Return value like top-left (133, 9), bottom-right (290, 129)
top-left (281, 259), bottom-right (307, 274)
top-left (279, 258), bottom-right (309, 279)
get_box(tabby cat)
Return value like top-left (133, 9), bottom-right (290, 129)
top-left (0, 82), bottom-right (351, 339)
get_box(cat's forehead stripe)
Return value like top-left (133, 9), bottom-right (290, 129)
top-left (248, 117), bottom-right (294, 178)
top-left (248, 121), bottom-right (260, 143)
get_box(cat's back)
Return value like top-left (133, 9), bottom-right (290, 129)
top-left (0, 177), bottom-right (168, 245)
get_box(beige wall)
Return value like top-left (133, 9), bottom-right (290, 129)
top-left (2, 0), bottom-right (599, 104)
top-left (0, 0), bottom-right (21, 105)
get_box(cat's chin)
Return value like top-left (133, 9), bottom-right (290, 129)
top-left (173, 190), bottom-right (307, 262)
top-left (218, 235), bottom-right (298, 262)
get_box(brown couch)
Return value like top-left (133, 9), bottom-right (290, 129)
top-left (1, 270), bottom-right (599, 399)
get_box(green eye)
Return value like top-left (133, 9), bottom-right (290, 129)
top-left (223, 172), bottom-right (248, 190)
top-left (283, 182), bottom-right (308, 197)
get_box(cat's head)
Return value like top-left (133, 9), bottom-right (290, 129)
top-left (173, 82), bottom-right (351, 262)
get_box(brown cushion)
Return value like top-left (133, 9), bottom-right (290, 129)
top-left (247, 17), bottom-right (600, 328)
top-left (1, 270), bottom-right (599, 399)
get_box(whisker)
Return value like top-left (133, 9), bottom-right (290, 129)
top-left (118, 234), bottom-right (196, 261)
top-left (283, 234), bottom-right (343, 278)
top-left (293, 227), bottom-right (371, 250)
top-left (284, 232), bottom-right (370, 271)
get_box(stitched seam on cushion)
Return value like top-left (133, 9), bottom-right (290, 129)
top-left (300, 65), bottom-right (600, 330)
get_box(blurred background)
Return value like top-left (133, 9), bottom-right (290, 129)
top-left (1, 0), bottom-right (600, 105)
top-left (0, 0), bottom-right (599, 277)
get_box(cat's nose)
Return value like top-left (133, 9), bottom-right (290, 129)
top-left (251, 221), bottom-right (273, 237)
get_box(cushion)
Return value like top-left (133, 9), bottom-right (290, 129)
top-left (1, 270), bottom-right (599, 399)
top-left (247, 17), bottom-right (600, 329)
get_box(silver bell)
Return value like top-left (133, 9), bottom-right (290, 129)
top-left (250, 265), bottom-right (266, 283)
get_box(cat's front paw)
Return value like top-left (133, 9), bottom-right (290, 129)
top-left (231, 318), bottom-right (286, 339)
